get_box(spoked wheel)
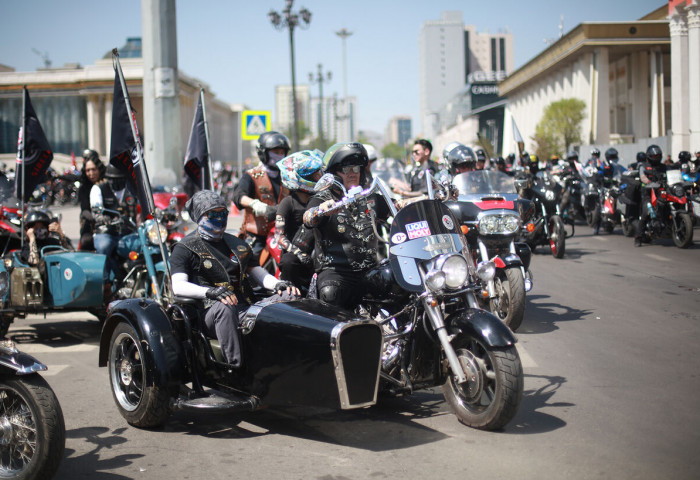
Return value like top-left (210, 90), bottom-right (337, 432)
top-left (549, 215), bottom-right (566, 258)
top-left (442, 335), bottom-right (523, 431)
top-left (0, 375), bottom-right (65, 480)
top-left (672, 213), bottom-right (694, 249)
top-left (109, 322), bottom-right (171, 428)
top-left (489, 268), bottom-right (526, 331)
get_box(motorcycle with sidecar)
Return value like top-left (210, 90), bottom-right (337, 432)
top-left (98, 173), bottom-right (524, 432)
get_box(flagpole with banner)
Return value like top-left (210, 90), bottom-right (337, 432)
top-left (200, 89), bottom-right (214, 191)
top-left (111, 48), bottom-right (171, 302)
top-left (19, 88), bottom-right (26, 251)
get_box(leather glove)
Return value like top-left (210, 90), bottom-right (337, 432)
top-left (250, 199), bottom-right (270, 217)
top-left (274, 280), bottom-right (294, 292)
top-left (205, 286), bottom-right (231, 302)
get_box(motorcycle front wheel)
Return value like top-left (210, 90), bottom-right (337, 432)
top-left (0, 375), bottom-right (65, 480)
top-left (549, 215), bottom-right (566, 258)
top-left (108, 322), bottom-right (171, 428)
top-left (672, 213), bottom-right (694, 249)
top-left (489, 268), bottom-right (526, 331)
top-left (442, 336), bottom-right (523, 430)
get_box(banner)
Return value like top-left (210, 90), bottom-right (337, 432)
top-left (14, 87), bottom-right (53, 203)
top-left (109, 69), bottom-right (153, 217)
top-left (184, 92), bottom-right (211, 190)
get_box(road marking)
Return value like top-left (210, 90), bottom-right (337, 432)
top-left (12, 343), bottom-right (98, 354)
top-left (592, 236), bottom-right (608, 241)
top-left (644, 253), bottom-right (667, 262)
top-left (516, 343), bottom-right (537, 369)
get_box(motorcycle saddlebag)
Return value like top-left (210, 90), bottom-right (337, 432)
top-left (43, 252), bottom-right (106, 307)
top-left (10, 267), bottom-right (43, 308)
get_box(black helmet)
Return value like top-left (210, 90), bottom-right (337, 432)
top-left (445, 144), bottom-right (476, 174)
top-left (605, 147), bottom-right (618, 161)
top-left (636, 151), bottom-right (647, 163)
top-left (475, 149), bottom-right (487, 161)
top-left (646, 144), bottom-right (663, 165)
top-left (82, 149), bottom-right (99, 162)
top-left (105, 164), bottom-right (124, 179)
top-left (256, 131), bottom-right (290, 165)
top-left (678, 151), bottom-right (692, 163)
top-left (322, 142), bottom-right (368, 174)
top-left (591, 148), bottom-right (600, 157)
top-left (496, 157), bottom-right (506, 166)
top-left (566, 150), bottom-right (579, 162)
top-left (24, 210), bottom-right (51, 228)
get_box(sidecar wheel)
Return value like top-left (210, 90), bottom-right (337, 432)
top-left (0, 375), bottom-right (65, 480)
top-left (442, 338), bottom-right (523, 431)
top-left (108, 322), bottom-right (171, 428)
top-left (489, 268), bottom-right (526, 332)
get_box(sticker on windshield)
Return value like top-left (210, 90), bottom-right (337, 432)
top-left (391, 232), bottom-right (407, 244)
top-left (406, 221), bottom-right (431, 239)
top-left (442, 215), bottom-right (454, 230)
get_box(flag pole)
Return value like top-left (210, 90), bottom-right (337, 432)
top-left (112, 49), bottom-right (172, 303)
top-left (199, 89), bottom-right (214, 190)
top-left (19, 87), bottom-right (26, 251)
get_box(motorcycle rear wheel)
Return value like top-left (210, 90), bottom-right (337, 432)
top-left (621, 218), bottom-right (635, 237)
top-left (442, 337), bottom-right (523, 431)
top-left (108, 322), bottom-right (171, 428)
top-left (549, 215), bottom-right (566, 258)
top-left (0, 375), bottom-right (65, 480)
top-left (489, 268), bottom-right (526, 332)
top-left (672, 213), bottom-right (694, 249)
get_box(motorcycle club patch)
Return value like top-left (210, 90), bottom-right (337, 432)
top-left (406, 221), bottom-right (431, 239)
top-left (337, 216), bottom-right (345, 224)
top-left (391, 232), bottom-right (407, 244)
top-left (442, 215), bottom-right (454, 230)
top-left (203, 259), bottom-right (213, 269)
top-left (338, 225), bottom-right (346, 233)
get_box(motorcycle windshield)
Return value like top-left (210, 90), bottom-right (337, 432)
top-left (370, 157), bottom-right (408, 187)
top-left (388, 199), bottom-right (466, 292)
top-left (452, 171), bottom-right (517, 197)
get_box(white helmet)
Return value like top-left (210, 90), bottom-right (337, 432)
top-left (363, 144), bottom-right (377, 162)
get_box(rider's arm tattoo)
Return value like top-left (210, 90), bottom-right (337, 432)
top-left (28, 240), bottom-right (39, 266)
top-left (303, 207), bottom-right (323, 227)
top-left (274, 214), bottom-right (290, 251)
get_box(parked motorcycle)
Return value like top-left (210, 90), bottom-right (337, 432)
top-left (0, 339), bottom-right (65, 479)
top-left (558, 171), bottom-right (586, 226)
top-left (99, 174), bottom-right (523, 432)
top-left (447, 170), bottom-right (533, 331)
top-left (641, 173), bottom-right (694, 248)
top-left (516, 171), bottom-right (568, 258)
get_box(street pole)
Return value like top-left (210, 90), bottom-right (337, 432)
top-left (309, 63), bottom-right (331, 150)
top-left (335, 28), bottom-right (353, 140)
top-left (269, 1), bottom-right (312, 152)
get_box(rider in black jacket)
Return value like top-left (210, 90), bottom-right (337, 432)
top-left (303, 143), bottom-right (393, 310)
top-left (634, 144), bottom-right (667, 246)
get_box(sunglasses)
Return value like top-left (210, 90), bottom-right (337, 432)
top-left (206, 210), bottom-right (228, 221)
top-left (340, 165), bottom-right (362, 174)
top-left (411, 150), bottom-right (421, 155)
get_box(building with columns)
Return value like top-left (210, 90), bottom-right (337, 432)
top-left (669, 0), bottom-right (700, 155)
top-left (496, 5), bottom-right (673, 163)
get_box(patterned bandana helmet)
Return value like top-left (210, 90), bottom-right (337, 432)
top-left (276, 150), bottom-right (324, 193)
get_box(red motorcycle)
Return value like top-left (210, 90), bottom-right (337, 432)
top-left (643, 179), bottom-right (694, 248)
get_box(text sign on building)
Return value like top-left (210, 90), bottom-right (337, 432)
top-left (241, 111), bottom-right (270, 140)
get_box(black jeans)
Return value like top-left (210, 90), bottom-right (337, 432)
top-left (316, 269), bottom-right (367, 311)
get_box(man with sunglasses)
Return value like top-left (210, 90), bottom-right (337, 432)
top-left (393, 139), bottom-right (439, 198)
top-left (303, 143), bottom-right (394, 310)
top-left (171, 190), bottom-right (299, 367)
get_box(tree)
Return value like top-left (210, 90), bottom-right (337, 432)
top-left (381, 142), bottom-right (407, 160)
top-left (532, 98), bottom-right (586, 159)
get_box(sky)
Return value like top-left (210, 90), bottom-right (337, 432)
top-left (0, 0), bottom-right (664, 135)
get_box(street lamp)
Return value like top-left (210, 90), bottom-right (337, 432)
top-left (335, 28), bottom-right (353, 141)
top-left (309, 63), bottom-right (332, 150)
top-left (268, 0), bottom-right (312, 151)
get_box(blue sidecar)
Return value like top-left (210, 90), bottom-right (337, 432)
top-left (0, 246), bottom-right (107, 335)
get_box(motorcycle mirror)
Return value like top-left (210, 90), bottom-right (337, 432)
top-left (314, 173), bottom-right (346, 195)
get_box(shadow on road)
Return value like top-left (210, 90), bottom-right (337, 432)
top-left (7, 318), bottom-right (102, 347)
top-left (507, 373), bottom-right (572, 435)
top-left (518, 294), bottom-right (593, 334)
top-left (54, 426), bottom-right (142, 479)
top-left (163, 389), bottom-right (451, 451)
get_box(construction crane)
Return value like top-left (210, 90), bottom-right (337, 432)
top-left (31, 48), bottom-right (52, 68)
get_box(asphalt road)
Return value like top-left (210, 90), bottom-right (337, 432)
top-left (7, 205), bottom-right (700, 480)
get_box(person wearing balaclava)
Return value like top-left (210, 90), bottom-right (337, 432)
top-left (21, 210), bottom-right (73, 266)
top-left (232, 131), bottom-right (291, 266)
top-left (171, 190), bottom-right (299, 367)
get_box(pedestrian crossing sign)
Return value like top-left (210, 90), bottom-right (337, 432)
top-left (242, 110), bottom-right (271, 140)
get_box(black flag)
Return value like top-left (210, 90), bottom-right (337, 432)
top-left (109, 70), bottom-right (153, 217)
top-left (184, 93), bottom-right (211, 190)
top-left (15, 87), bottom-right (53, 202)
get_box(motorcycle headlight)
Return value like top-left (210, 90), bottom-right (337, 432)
top-left (545, 190), bottom-right (555, 201)
top-left (476, 261), bottom-right (496, 282)
top-left (478, 213), bottom-right (520, 235)
top-left (439, 254), bottom-right (469, 289)
top-left (146, 221), bottom-right (168, 245)
top-left (0, 271), bottom-right (8, 298)
top-left (424, 270), bottom-right (446, 291)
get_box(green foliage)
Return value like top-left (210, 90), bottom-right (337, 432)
top-left (381, 142), bottom-right (407, 160)
top-left (532, 98), bottom-right (586, 159)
